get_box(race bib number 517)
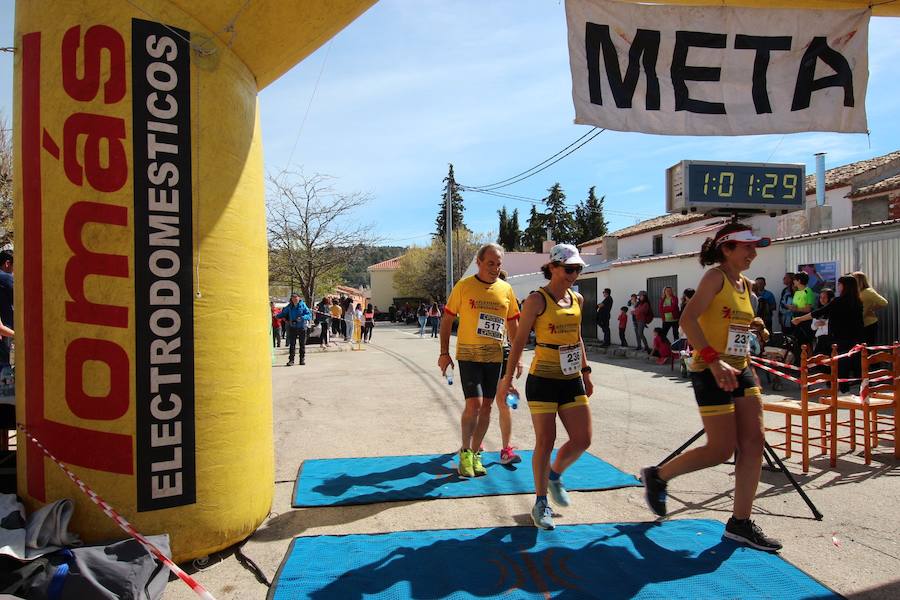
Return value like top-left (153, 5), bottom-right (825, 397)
top-left (476, 313), bottom-right (504, 340)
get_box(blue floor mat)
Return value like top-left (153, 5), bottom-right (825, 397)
top-left (270, 519), bottom-right (839, 600)
top-left (292, 451), bottom-right (639, 507)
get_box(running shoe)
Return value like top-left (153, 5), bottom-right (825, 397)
top-left (472, 451), bottom-right (487, 476)
top-left (500, 446), bottom-right (522, 465)
top-left (640, 466), bottom-right (668, 517)
top-left (531, 499), bottom-right (554, 530)
top-left (724, 517), bottom-right (783, 552)
top-left (548, 479), bottom-right (571, 507)
top-left (458, 449), bottom-right (475, 478)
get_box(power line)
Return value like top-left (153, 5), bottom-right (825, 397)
top-left (465, 128), bottom-right (602, 191)
top-left (460, 185), bottom-right (655, 220)
top-left (463, 128), bottom-right (606, 192)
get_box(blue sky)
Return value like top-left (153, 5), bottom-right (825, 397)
top-left (3, 2), bottom-right (900, 246)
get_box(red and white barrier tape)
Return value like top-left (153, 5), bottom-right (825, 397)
top-left (752, 355), bottom-right (801, 371)
top-left (17, 423), bottom-right (217, 600)
top-left (750, 359), bottom-right (801, 384)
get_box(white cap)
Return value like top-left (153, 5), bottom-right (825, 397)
top-left (548, 243), bottom-right (587, 266)
top-left (715, 230), bottom-right (771, 248)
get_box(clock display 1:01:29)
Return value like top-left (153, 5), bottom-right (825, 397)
top-left (689, 164), bottom-right (805, 204)
top-left (702, 171), bottom-right (799, 199)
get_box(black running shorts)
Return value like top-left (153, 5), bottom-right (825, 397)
top-left (689, 367), bottom-right (761, 417)
top-left (525, 374), bottom-right (588, 415)
top-left (458, 360), bottom-right (502, 400)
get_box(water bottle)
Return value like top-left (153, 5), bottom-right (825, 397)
top-left (505, 391), bottom-right (519, 410)
top-left (446, 365), bottom-right (454, 386)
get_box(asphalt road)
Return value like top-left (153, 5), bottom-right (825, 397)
top-left (164, 322), bottom-right (900, 599)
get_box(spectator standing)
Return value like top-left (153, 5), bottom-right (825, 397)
top-left (417, 302), bottom-right (428, 338)
top-left (793, 276), bottom-right (864, 393)
top-left (270, 301), bottom-right (282, 347)
top-left (811, 288), bottom-right (834, 356)
top-left (319, 297), bottom-right (332, 347)
top-left (363, 303), bottom-right (375, 342)
top-left (330, 299), bottom-right (343, 337)
top-left (617, 307), bottom-right (629, 346)
top-left (778, 272), bottom-right (795, 335)
top-left (754, 277), bottom-right (776, 332)
top-left (427, 302), bottom-right (441, 338)
top-left (680, 288), bottom-right (695, 315)
top-left (278, 293), bottom-right (313, 366)
top-left (788, 272), bottom-right (816, 348)
top-left (658, 286), bottom-right (680, 342)
top-left (597, 288), bottom-right (613, 347)
top-left (633, 291), bottom-right (653, 353)
top-left (343, 298), bottom-right (355, 341)
top-left (628, 293), bottom-right (640, 348)
top-left (0, 251), bottom-right (13, 370)
top-left (852, 271), bottom-right (888, 346)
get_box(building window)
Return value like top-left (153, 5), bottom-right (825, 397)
top-left (652, 234), bottom-right (663, 255)
top-left (647, 275), bottom-right (678, 321)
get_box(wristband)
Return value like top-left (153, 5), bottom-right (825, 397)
top-left (439, 352), bottom-right (450, 357)
top-left (700, 346), bottom-right (720, 364)
top-left (580, 366), bottom-right (592, 374)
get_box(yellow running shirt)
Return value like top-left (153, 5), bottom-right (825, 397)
top-left (445, 275), bottom-right (520, 363)
top-left (530, 288), bottom-right (582, 380)
top-left (690, 268), bottom-right (754, 371)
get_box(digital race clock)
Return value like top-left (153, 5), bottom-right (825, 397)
top-left (666, 160), bottom-right (806, 216)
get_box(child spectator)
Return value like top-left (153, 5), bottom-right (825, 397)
top-left (617, 306), bottom-right (629, 346)
top-left (748, 317), bottom-right (770, 357)
top-left (650, 326), bottom-right (672, 365)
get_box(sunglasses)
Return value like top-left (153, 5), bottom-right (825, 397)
top-left (562, 265), bottom-right (583, 274)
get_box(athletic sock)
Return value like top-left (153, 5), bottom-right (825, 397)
top-left (549, 469), bottom-right (561, 481)
top-left (536, 495), bottom-right (548, 504)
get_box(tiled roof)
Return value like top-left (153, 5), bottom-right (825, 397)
top-left (606, 213), bottom-right (709, 239)
top-left (367, 255), bottom-right (405, 271)
top-left (806, 150), bottom-right (900, 195)
top-left (848, 174), bottom-right (900, 198)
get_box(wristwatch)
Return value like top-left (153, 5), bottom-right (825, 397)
top-left (580, 366), bottom-right (592, 374)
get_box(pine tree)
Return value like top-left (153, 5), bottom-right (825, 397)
top-left (574, 186), bottom-right (608, 244)
top-left (434, 164), bottom-right (467, 242)
top-left (543, 183), bottom-right (576, 244)
top-left (509, 208), bottom-right (521, 251)
top-left (497, 206), bottom-right (509, 249)
top-left (496, 205), bottom-right (521, 251)
top-left (521, 205), bottom-right (547, 252)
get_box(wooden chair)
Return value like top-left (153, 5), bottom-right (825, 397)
top-left (834, 344), bottom-right (899, 464)
top-left (763, 345), bottom-right (837, 472)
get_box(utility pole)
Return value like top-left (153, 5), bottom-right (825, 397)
top-left (445, 170), bottom-right (453, 300)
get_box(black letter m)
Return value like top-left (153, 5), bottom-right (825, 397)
top-left (586, 23), bottom-right (661, 110)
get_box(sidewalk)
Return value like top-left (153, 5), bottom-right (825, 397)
top-left (164, 323), bottom-right (900, 599)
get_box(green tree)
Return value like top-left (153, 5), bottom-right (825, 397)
top-left (574, 186), bottom-right (608, 244)
top-left (496, 205), bottom-right (521, 251)
top-left (543, 183), bottom-right (576, 244)
top-left (434, 163), bottom-right (467, 242)
top-left (394, 230), bottom-right (488, 300)
top-left (521, 205), bottom-right (547, 252)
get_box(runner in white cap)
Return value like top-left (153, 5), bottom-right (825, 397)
top-left (498, 243), bottom-right (594, 530)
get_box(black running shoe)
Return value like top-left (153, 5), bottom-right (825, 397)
top-left (724, 517), bottom-right (783, 552)
top-left (640, 466), bottom-right (667, 517)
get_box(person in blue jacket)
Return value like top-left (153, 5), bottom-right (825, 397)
top-left (278, 293), bottom-right (313, 366)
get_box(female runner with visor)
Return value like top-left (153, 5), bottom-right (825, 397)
top-left (641, 222), bottom-right (782, 552)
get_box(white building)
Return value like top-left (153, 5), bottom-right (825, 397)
top-left (480, 151), bottom-right (900, 345)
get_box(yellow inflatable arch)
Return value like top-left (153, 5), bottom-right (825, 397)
top-left (11, 0), bottom-right (898, 562)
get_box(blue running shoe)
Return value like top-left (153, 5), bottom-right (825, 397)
top-left (531, 499), bottom-right (554, 530)
top-left (548, 479), bottom-right (571, 507)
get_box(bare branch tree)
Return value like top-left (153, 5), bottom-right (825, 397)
top-left (0, 115), bottom-right (13, 247)
top-left (266, 171), bottom-right (377, 303)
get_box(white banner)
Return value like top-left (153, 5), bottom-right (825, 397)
top-left (566, 0), bottom-right (869, 135)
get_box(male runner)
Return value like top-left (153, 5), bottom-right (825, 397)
top-left (439, 243), bottom-right (521, 477)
